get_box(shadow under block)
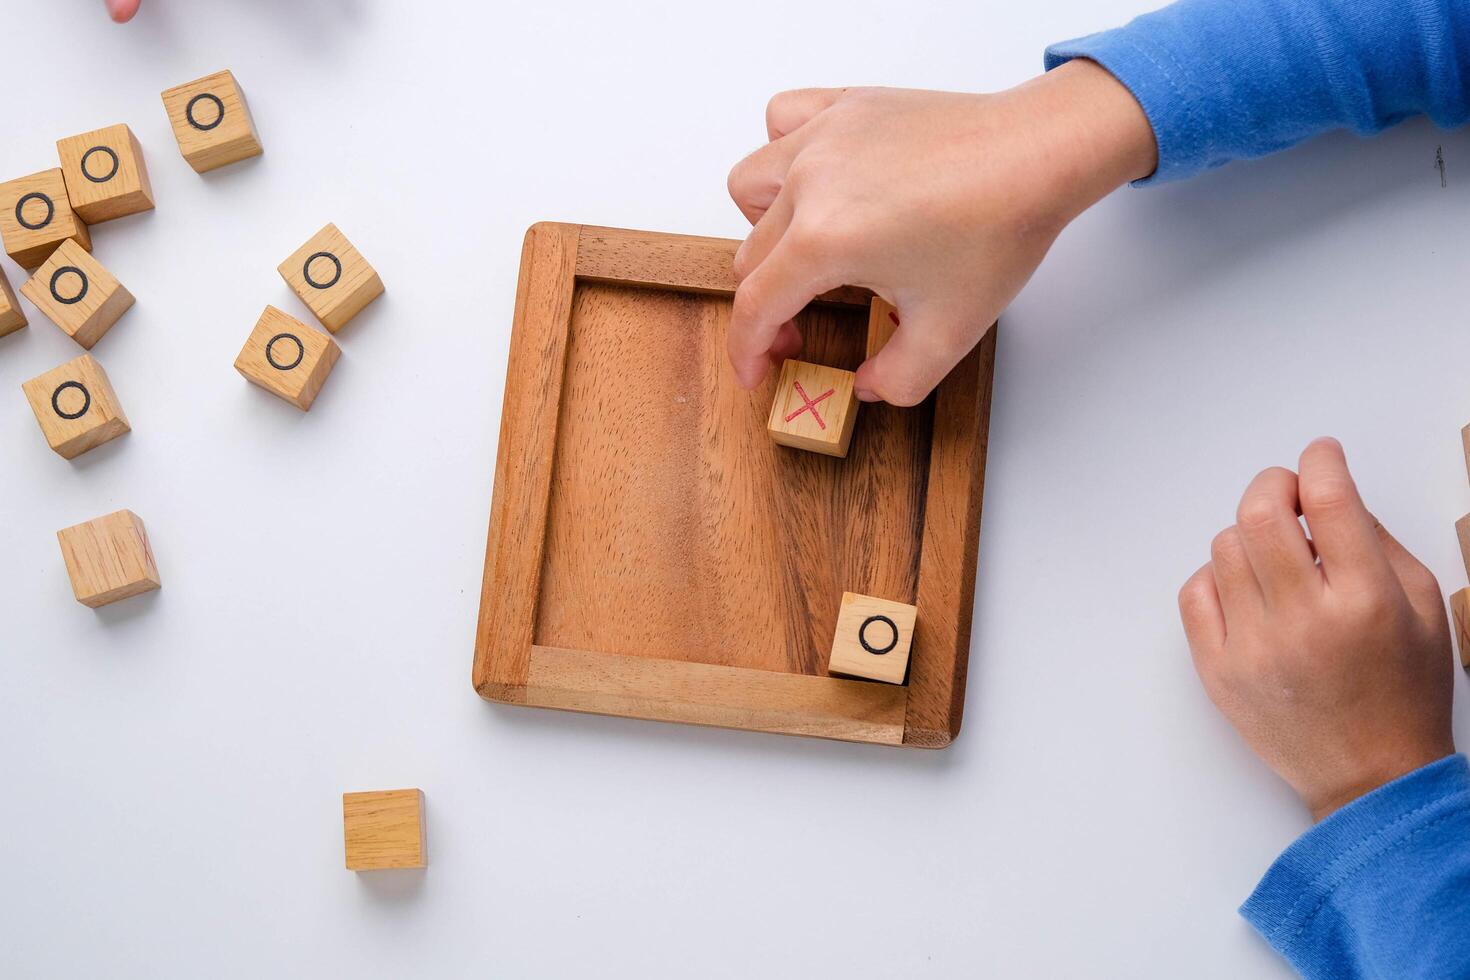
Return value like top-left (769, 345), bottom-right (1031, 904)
top-left (767, 358), bottom-right (860, 458)
top-left (234, 305), bottom-right (340, 410)
top-left (866, 296), bottom-right (899, 359)
top-left (1452, 589), bottom-right (1470, 669)
top-left (0, 263), bottom-right (26, 337)
top-left (56, 124), bottom-right (155, 224)
top-left (21, 239), bottom-right (134, 349)
top-left (161, 70), bottom-right (263, 173)
top-left (278, 223), bottom-right (384, 332)
top-left (0, 168), bottom-right (91, 269)
top-left (473, 224), bottom-right (997, 748)
top-left (343, 789), bottom-right (426, 870)
top-left (57, 510), bottom-right (160, 608)
top-left (21, 354), bottom-right (130, 458)
top-left (828, 592), bottom-right (918, 685)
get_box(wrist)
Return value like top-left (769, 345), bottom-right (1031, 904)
top-left (1306, 743), bottom-right (1458, 821)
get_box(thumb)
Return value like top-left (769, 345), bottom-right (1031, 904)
top-left (852, 305), bottom-right (977, 407)
top-left (106, 0), bottom-right (140, 21)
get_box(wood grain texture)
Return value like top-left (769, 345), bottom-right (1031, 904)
top-left (278, 223), bottom-right (384, 333)
top-left (1452, 588), bottom-right (1470, 670)
top-left (56, 124), bottom-right (155, 224)
top-left (474, 224), bottom-right (995, 748)
top-left (56, 509), bottom-right (160, 608)
top-left (866, 297), bottom-right (899, 359)
top-left (342, 789), bottom-right (426, 870)
top-left (161, 70), bottom-right (262, 173)
top-left (21, 353), bottom-right (130, 459)
top-left (767, 359), bottom-right (860, 457)
top-left (1456, 514), bottom-right (1470, 582)
top-left (0, 168), bottom-right (91, 269)
top-left (21, 239), bottom-right (133, 349)
top-left (0, 262), bottom-right (26, 337)
top-left (234, 306), bottom-right (340, 410)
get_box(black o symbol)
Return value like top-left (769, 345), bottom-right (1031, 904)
top-left (185, 93), bottom-right (225, 131)
top-left (80, 146), bottom-right (120, 183)
top-left (50, 267), bottom-right (88, 305)
top-left (303, 251), bottom-right (342, 290)
top-left (51, 381), bottom-right (91, 420)
top-left (15, 192), bottom-right (54, 230)
top-left (266, 333), bottom-right (305, 371)
top-left (858, 614), bottom-right (899, 656)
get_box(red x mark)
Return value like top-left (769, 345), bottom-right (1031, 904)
top-left (784, 379), bottom-right (835, 430)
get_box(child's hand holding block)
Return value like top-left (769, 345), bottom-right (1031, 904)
top-left (0, 265), bottom-right (26, 337)
top-left (0, 168), bottom-right (91, 269)
top-left (56, 124), bottom-right (155, 223)
top-left (828, 591), bottom-right (917, 684)
top-left (21, 353), bottom-right (130, 459)
top-left (343, 789), bottom-right (426, 870)
top-left (21, 239), bottom-right (134, 349)
top-left (234, 305), bottom-right (340, 410)
top-left (57, 509), bottom-right (161, 608)
top-left (161, 70), bottom-right (263, 173)
top-left (278, 223), bottom-right (384, 332)
top-left (766, 359), bottom-right (859, 458)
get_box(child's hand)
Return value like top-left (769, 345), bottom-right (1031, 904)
top-left (725, 59), bottom-right (1155, 405)
top-left (1179, 438), bottom-right (1456, 821)
top-left (105, 0), bottom-right (140, 22)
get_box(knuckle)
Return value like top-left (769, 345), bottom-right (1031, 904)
top-left (1210, 528), bottom-right (1242, 563)
top-left (1299, 477), bottom-right (1355, 514)
top-left (1235, 495), bottom-right (1280, 532)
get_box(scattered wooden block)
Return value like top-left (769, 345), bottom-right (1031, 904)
top-left (866, 296), bottom-right (899, 359)
top-left (21, 354), bottom-right (130, 459)
top-left (0, 168), bottom-right (91, 269)
top-left (56, 509), bottom-right (160, 608)
top-left (161, 70), bottom-right (263, 173)
top-left (827, 591), bottom-right (917, 684)
top-left (234, 305), bottom-right (340, 410)
top-left (1451, 588), bottom-right (1470, 670)
top-left (278, 223), bottom-right (384, 333)
top-left (0, 263), bottom-right (26, 337)
top-left (56, 123), bottom-right (155, 224)
top-left (21, 239), bottom-right (134, 349)
top-left (766, 359), bottom-right (859, 457)
top-left (343, 789), bottom-right (426, 870)
top-left (1456, 514), bottom-right (1470, 583)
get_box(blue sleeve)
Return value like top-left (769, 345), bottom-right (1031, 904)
top-left (1239, 754), bottom-right (1470, 979)
top-left (1044, 0), bottom-right (1470, 183)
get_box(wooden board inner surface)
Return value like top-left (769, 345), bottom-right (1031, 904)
top-left (533, 281), bottom-right (934, 677)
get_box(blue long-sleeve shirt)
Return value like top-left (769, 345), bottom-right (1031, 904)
top-left (1045, 0), bottom-right (1470, 183)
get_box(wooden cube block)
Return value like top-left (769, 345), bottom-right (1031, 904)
top-left (1450, 588), bottom-right (1470, 670)
top-left (827, 592), bottom-right (917, 684)
top-left (56, 124), bottom-right (155, 224)
top-left (161, 70), bottom-right (263, 173)
top-left (343, 789), bottom-right (426, 870)
top-left (766, 359), bottom-right (859, 458)
top-left (57, 509), bottom-right (161, 608)
top-left (866, 296), bottom-right (899, 359)
top-left (21, 354), bottom-right (130, 459)
top-left (0, 168), bottom-right (91, 269)
top-left (0, 263), bottom-right (26, 337)
top-left (234, 305), bottom-right (340, 410)
top-left (278, 223), bottom-right (384, 332)
top-left (21, 239), bottom-right (134, 349)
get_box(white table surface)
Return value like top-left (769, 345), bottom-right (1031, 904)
top-left (3, 1), bottom-right (1468, 976)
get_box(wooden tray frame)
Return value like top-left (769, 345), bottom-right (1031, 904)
top-left (473, 223), bottom-right (996, 747)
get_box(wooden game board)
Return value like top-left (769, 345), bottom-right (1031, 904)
top-left (473, 224), bottom-right (996, 747)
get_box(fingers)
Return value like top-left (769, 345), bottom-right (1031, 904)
top-left (727, 137), bottom-right (802, 225)
top-left (1210, 526), bottom-right (1263, 629)
top-left (1297, 437), bottom-right (1394, 589)
top-left (769, 320), bottom-right (803, 363)
top-left (766, 88), bottom-right (845, 140)
top-left (105, 0), bottom-right (140, 21)
top-left (732, 189), bottom-right (794, 281)
top-left (1234, 467), bottom-right (1319, 603)
top-left (728, 230), bottom-right (844, 389)
top-left (1372, 517), bottom-right (1445, 625)
top-left (1179, 562), bottom-right (1226, 660)
top-left (851, 307), bottom-right (978, 406)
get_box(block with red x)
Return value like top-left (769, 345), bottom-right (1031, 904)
top-left (766, 358), bottom-right (860, 458)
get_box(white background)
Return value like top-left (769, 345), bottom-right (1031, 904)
top-left (2, 1), bottom-right (1467, 976)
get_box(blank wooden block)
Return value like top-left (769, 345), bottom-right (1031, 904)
top-left (278, 223), bottom-right (384, 333)
top-left (21, 354), bottom-right (130, 459)
top-left (161, 70), bottom-right (263, 173)
top-left (0, 168), bottom-right (91, 269)
top-left (343, 789), bottom-right (426, 870)
top-left (234, 305), bottom-right (340, 410)
top-left (827, 591), bottom-right (917, 685)
top-left (766, 359), bottom-right (859, 458)
top-left (21, 239), bottom-right (134, 349)
top-left (866, 296), bottom-right (899, 359)
top-left (56, 123), bottom-right (155, 224)
top-left (57, 509), bottom-right (160, 608)
top-left (1451, 588), bottom-right (1470, 670)
top-left (0, 263), bottom-right (26, 337)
